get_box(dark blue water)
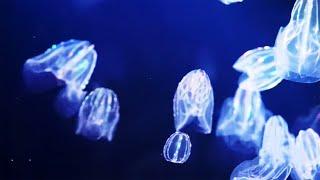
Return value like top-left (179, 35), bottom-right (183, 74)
top-left (3, 0), bottom-right (320, 179)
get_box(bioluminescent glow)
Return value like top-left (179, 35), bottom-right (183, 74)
top-left (24, 39), bottom-right (97, 90)
top-left (275, 0), bottom-right (320, 83)
top-left (163, 132), bottom-right (192, 164)
top-left (76, 88), bottom-right (120, 141)
top-left (233, 46), bottom-right (283, 91)
top-left (216, 88), bottom-right (269, 152)
top-left (231, 115), bottom-right (294, 180)
top-left (219, 0), bottom-right (243, 5)
top-left (290, 129), bottom-right (320, 180)
top-left (173, 69), bottom-right (214, 134)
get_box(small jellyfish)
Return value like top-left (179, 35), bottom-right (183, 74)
top-left (173, 69), bottom-right (214, 134)
top-left (290, 129), bottom-right (320, 180)
top-left (24, 39), bottom-right (97, 91)
top-left (233, 46), bottom-right (283, 91)
top-left (275, 0), bottom-right (320, 83)
top-left (163, 132), bottom-right (192, 164)
top-left (219, 0), bottom-right (243, 5)
top-left (216, 88), bottom-right (270, 152)
top-left (76, 87), bottom-right (120, 141)
top-left (231, 115), bottom-right (294, 180)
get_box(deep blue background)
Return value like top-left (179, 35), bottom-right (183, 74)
top-left (3, 0), bottom-right (320, 179)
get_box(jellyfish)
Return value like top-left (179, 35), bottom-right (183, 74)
top-left (231, 115), bottom-right (294, 180)
top-left (233, 46), bottom-right (283, 92)
top-left (76, 87), bottom-right (120, 141)
top-left (23, 39), bottom-right (97, 92)
top-left (163, 69), bottom-right (214, 164)
top-left (219, 0), bottom-right (243, 5)
top-left (216, 87), bottom-right (270, 152)
top-left (275, 0), bottom-right (320, 83)
top-left (290, 129), bottom-right (320, 180)
top-left (173, 69), bottom-right (214, 134)
top-left (163, 132), bottom-right (192, 164)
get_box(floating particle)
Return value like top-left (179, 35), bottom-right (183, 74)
top-left (231, 115), bottom-right (294, 180)
top-left (233, 46), bottom-right (283, 91)
top-left (76, 88), bottom-right (120, 141)
top-left (173, 69), bottom-right (214, 134)
top-left (24, 39), bottom-right (97, 91)
top-left (219, 0), bottom-right (243, 5)
top-left (290, 129), bottom-right (320, 180)
top-left (216, 88), bottom-right (270, 152)
top-left (163, 132), bottom-right (192, 164)
top-left (275, 0), bottom-right (320, 83)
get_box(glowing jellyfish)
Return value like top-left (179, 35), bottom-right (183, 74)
top-left (76, 87), bottom-right (120, 141)
top-left (231, 115), bottom-right (294, 180)
top-left (233, 46), bottom-right (283, 91)
top-left (163, 69), bottom-right (214, 164)
top-left (163, 132), bottom-right (192, 164)
top-left (24, 39), bottom-right (97, 91)
top-left (275, 0), bottom-right (320, 83)
top-left (174, 69), bottom-right (214, 134)
top-left (219, 0), bottom-right (243, 5)
top-left (290, 129), bottom-right (320, 180)
top-left (216, 88), bottom-right (270, 152)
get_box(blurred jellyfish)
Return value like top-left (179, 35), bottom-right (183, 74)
top-left (275, 0), bottom-right (320, 83)
top-left (216, 88), bottom-right (270, 152)
top-left (290, 129), bottom-right (320, 180)
top-left (76, 88), bottom-right (120, 141)
top-left (174, 69), bottom-right (214, 134)
top-left (163, 69), bottom-right (214, 164)
top-left (23, 39), bottom-right (97, 92)
top-left (231, 115), bottom-right (294, 180)
top-left (233, 46), bottom-right (283, 91)
top-left (163, 132), bottom-right (192, 164)
top-left (219, 0), bottom-right (243, 5)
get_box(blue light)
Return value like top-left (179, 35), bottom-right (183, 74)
top-left (219, 0), bottom-right (243, 5)
top-left (173, 69), bottom-right (214, 134)
top-left (76, 88), bottom-right (120, 141)
top-left (163, 132), bottom-right (192, 164)
top-left (275, 0), bottom-right (320, 83)
top-left (216, 88), bottom-right (270, 152)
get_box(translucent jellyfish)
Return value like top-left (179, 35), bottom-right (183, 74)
top-left (216, 88), bottom-right (270, 152)
top-left (233, 46), bottom-right (283, 91)
top-left (173, 69), bottom-right (214, 134)
top-left (231, 115), bottom-right (294, 180)
top-left (23, 39), bottom-right (97, 91)
top-left (219, 0), bottom-right (243, 5)
top-left (290, 129), bottom-right (320, 180)
top-left (163, 132), bottom-right (192, 164)
top-left (76, 87), bottom-right (120, 141)
top-left (275, 0), bottom-right (320, 83)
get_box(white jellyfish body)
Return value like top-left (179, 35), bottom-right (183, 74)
top-left (219, 0), bottom-right (243, 5)
top-left (24, 39), bottom-right (97, 90)
top-left (290, 129), bottom-right (320, 180)
top-left (76, 88), bottom-right (120, 141)
top-left (233, 46), bottom-right (283, 91)
top-left (231, 116), bottom-right (294, 180)
top-left (216, 88), bottom-right (269, 152)
top-left (173, 69), bottom-right (214, 134)
top-left (275, 0), bottom-right (320, 83)
top-left (163, 69), bottom-right (214, 164)
top-left (163, 132), bottom-right (192, 164)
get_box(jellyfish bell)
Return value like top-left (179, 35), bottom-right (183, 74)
top-left (23, 39), bottom-right (97, 92)
top-left (173, 69), bottom-right (214, 134)
top-left (163, 132), bottom-right (192, 164)
top-left (76, 87), bottom-right (120, 141)
top-left (275, 0), bottom-right (320, 83)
